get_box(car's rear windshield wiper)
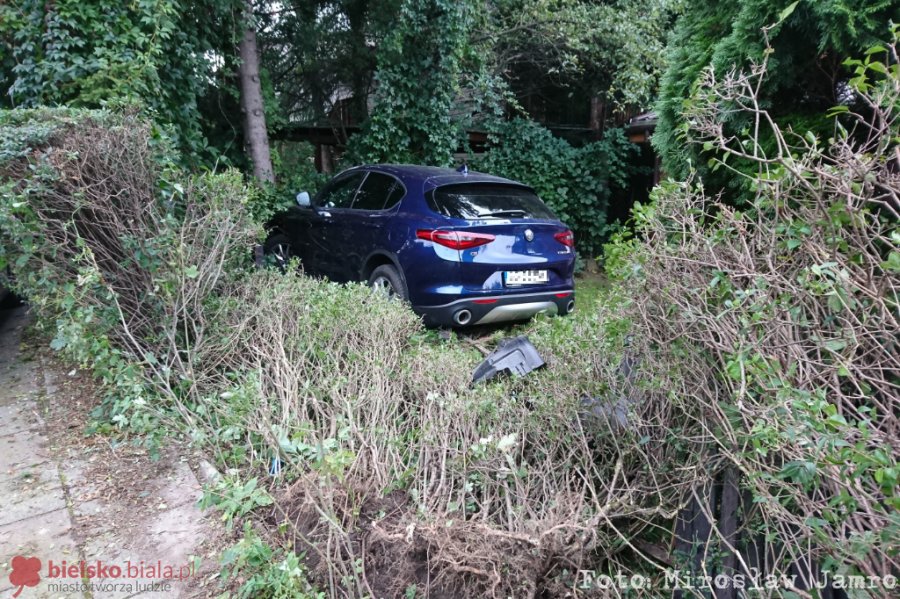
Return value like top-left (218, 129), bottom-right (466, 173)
top-left (477, 209), bottom-right (528, 218)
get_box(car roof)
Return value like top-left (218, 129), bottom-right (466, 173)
top-left (347, 164), bottom-right (531, 192)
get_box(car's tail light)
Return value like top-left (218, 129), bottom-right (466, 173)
top-left (554, 230), bottom-right (575, 247)
top-left (417, 229), bottom-right (495, 250)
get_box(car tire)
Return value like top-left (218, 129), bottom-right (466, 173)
top-left (367, 264), bottom-right (407, 302)
top-left (263, 233), bottom-right (295, 272)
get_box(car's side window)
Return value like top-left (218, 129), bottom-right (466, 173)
top-left (352, 172), bottom-right (405, 212)
top-left (382, 177), bottom-right (406, 210)
top-left (318, 172), bottom-right (366, 209)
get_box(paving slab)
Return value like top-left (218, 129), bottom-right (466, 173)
top-left (0, 467), bottom-right (66, 527)
top-left (0, 306), bottom-right (219, 598)
top-left (0, 428), bottom-right (54, 481)
top-left (0, 507), bottom-right (82, 598)
top-left (0, 400), bottom-right (42, 439)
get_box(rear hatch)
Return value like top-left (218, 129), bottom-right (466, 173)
top-left (425, 183), bottom-right (575, 292)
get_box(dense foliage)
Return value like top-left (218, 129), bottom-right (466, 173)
top-left (476, 119), bottom-right (637, 257)
top-left (654, 0), bottom-right (899, 190)
top-left (257, 0), bottom-right (401, 126)
top-left (346, 0), bottom-right (473, 165)
top-left (257, 0), bottom-right (679, 135)
top-left (1, 0), bottom-right (243, 160)
top-left (0, 0), bottom-right (677, 245)
top-left (608, 37), bottom-right (899, 586)
top-left (484, 0), bottom-right (681, 111)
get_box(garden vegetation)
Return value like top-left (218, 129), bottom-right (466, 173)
top-left (2, 0), bottom-right (899, 597)
top-left (1, 30), bottom-right (897, 598)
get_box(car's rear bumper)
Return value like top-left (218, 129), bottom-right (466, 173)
top-left (414, 289), bottom-right (575, 327)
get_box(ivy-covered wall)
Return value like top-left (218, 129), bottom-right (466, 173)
top-left (347, 0), bottom-right (473, 166)
top-left (476, 119), bottom-right (637, 259)
top-left (2, 0), bottom-right (241, 161)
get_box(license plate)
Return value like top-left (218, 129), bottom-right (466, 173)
top-left (504, 270), bottom-right (549, 285)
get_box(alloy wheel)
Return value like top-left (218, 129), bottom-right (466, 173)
top-left (370, 275), bottom-right (397, 299)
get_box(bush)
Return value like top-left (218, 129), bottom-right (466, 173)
top-left (0, 108), bottom-right (261, 432)
top-left (183, 268), bottom-right (695, 597)
top-left (220, 524), bottom-right (324, 599)
top-left (475, 118), bottom-right (637, 258)
top-left (653, 0), bottom-right (897, 196)
top-left (608, 39), bottom-right (899, 582)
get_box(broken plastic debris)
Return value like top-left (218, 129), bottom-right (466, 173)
top-left (472, 336), bottom-right (545, 384)
top-left (578, 353), bottom-right (641, 430)
top-left (578, 396), bottom-right (630, 429)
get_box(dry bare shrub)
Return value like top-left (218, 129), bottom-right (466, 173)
top-left (0, 109), bottom-right (261, 426)
top-left (608, 41), bottom-right (899, 588)
top-left (182, 268), bottom-right (702, 598)
top-left (1, 111), bottom-right (163, 335)
top-left (3, 110), bottom-right (691, 596)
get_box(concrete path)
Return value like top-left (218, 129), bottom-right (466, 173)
top-left (0, 305), bottom-right (219, 598)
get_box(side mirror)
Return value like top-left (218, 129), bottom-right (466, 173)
top-left (296, 191), bottom-right (311, 207)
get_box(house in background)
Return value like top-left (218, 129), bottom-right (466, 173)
top-left (271, 87), bottom-right (661, 225)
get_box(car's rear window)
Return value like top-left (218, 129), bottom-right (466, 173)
top-left (427, 183), bottom-right (557, 220)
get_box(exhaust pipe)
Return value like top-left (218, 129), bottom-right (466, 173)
top-left (454, 309), bottom-right (472, 326)
top-left (566, 299), bottom-right (576, 314)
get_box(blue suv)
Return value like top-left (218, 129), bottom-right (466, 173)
top-left (264, 164), bottom-right (576, 327)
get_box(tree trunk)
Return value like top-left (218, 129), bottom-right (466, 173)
top-left (238, 0), bottom-right (274, 184)
top-left (346, 0), bottom-right (371, 124)
top-left (589, 95), bottom-right (604, 139)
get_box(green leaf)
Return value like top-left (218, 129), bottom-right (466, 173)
top-left (823, 338), bottom-right (847, 352)
top-left (827, 412), bottom-right (848, 427)
top-left (881, 251), bottom-right (900, 273)
top-left (184, 265), bottom-right (199, 279)
top-left (777, 1), bottom-right (800, 23)
top-left (805, 516), bottom-right (828, 529)
top-left (827, 293), bottom-right (843, 313)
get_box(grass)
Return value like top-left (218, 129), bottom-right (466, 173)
top-left (573, 272), bottom-right (609, 312)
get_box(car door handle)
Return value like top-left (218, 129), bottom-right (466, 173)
top-left (317, 210), bottom-right (332, 218)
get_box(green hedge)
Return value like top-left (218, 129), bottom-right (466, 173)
top-left (475, 119), bottom-right (637, 258)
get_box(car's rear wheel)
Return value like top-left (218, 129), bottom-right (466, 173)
top-left (368, 265), bottom-right (407, 301)
top-left (263, 233), bottom-right (295, 272)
